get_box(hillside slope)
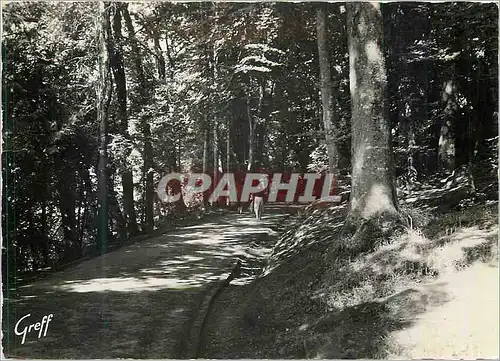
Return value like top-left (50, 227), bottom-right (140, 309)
top-left (200, 202), bottom-right (499, 359)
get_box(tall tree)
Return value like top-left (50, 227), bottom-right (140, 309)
top-left (246, 93), bottom-right (255, 171)
top-left (343, 2), bottom-right (401, 253)
top-left (110, 4), bottom-right (138, 236)
top-left (121, 4), bottom-right (155, 233)
top-left (316, 3), bottom-right (339, 174)
top-left (203, 115), bottom-right (210, 175)
top-left (96, 1), bottom-right (113, 251)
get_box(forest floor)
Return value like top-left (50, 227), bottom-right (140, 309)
top-left (198, 201), bottom-right (499, 359)
top-left (2, 201), bottom-right (499, 359)
top-left (2, 207), bottom-right (291, 358)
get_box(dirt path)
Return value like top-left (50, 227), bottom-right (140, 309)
top-left (3, 210), bottom-right (288, 359)
top-left (389, 260), bottom-right (499, 359)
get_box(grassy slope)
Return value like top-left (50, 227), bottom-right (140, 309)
top-left (200, 202), bottom-right (499, 359)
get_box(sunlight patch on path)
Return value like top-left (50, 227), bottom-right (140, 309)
top-left (390, 262), bottom-right (499, 359)
top-left (6, 211), bottom-right (287, 358)
top-left (428, 226), bottom-right (497, 275)
top-left (52, 276), bottom-right (212, 292)
top-left (387, 225), bottom-right (499, 359)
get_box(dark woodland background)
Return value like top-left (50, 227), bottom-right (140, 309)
top-left (2, 2), bottom-right (498, 282)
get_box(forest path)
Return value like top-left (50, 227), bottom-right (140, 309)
top-left (3, 208), bottom-right (290, 358)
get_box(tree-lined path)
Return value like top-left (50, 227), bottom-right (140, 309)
top-left (4, 210), bottom-right (287, 359)
top-left (2, 2), bottom-right (497, 359)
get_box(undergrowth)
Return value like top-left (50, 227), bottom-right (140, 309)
top-left (261, 200), bottom-right (498, 358)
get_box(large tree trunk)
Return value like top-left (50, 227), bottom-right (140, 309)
top-left (110, 4), bottom-right (138, 237)
top-left (316, 3), bottom-right (339, 174)
top-left (96, 1), bottom-right (113, 252)
top-left (344, 2), bottom-right (402, 253)
top-left (121, 4), bottom-right (154, 233)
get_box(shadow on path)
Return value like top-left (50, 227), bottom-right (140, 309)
top-left (3, 210), bottom-right (287, 358)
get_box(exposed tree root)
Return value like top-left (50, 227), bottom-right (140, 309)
top-left (184, 259), bottom-right (242, 358)
top-left (327, 211), bottom-right (407, 259)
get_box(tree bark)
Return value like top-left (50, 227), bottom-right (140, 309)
top-left (246, 81), bottom-right (264, 172)
top-left (246, 94), bottom-right (254, 172)
top-left (203, 114), bottom-right (209, 174)
top-left (213, 117), bottom-right (219, 206)
top-left (121, 4), bottom-right (154, 233)
top-left (211, 31), bottom-right (220, 204)
top-left (202, 115), bottom-right (210, 208)
top-left (344, 2), bottom-right (401, 252)
top-left (79, 168), bottom-right (92, 242)
top-left (96, 1), bottom-right (113, 252)
top-left (164, 31), bottom-right (175, 80)
top-left (316, 3), bottom-right (339, 174)
top-left (110, 4), bottom-right (138, 237)
top-left (107, 168), bottom-right (128, 243)
top-left (255, 81), bottom-right (272, 169)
